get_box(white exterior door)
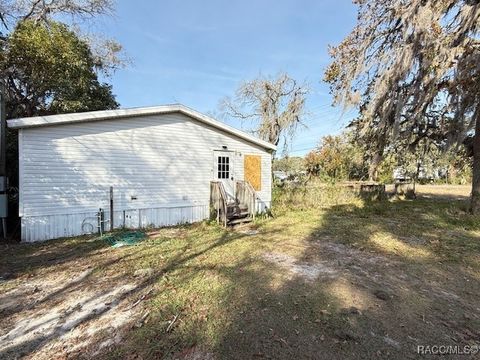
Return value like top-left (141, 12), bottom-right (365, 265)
top-left (214, 151), bottom-right (235, 201)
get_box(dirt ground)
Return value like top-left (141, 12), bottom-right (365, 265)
top-left (0, 239), bottom-right (146, 359)
top-left (388, 184), bottom-right (471, 201)
top-left (1, 184), bottom-right (480, 359)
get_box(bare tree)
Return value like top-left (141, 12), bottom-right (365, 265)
top-left (0, 0), bottom-right (114, 26)
top-left (325, 0), bottom-right (480, 212)
top-left (222, 73), bottom-right (309, 154)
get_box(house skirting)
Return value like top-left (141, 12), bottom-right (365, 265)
top-left (21, 200), bottom-right (272, 242)
top-left (21, 204), bottom-right (210, 242)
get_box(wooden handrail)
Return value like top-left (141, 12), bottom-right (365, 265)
top-left (210, 181), bottom-right (228, 226)
top-left (244, 181), bottom-right (257, 220)
top-left (235, 180), bottom-right (257, 220)
top-left (211, 180), bottom-right (258, 227)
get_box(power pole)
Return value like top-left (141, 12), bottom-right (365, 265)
top-left (0, 81), bottom-right (7, 239)
top-left (0, 81), bottom-right (5, 175)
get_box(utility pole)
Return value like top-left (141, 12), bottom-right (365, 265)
top-left (0, 81), bottom-right (5, 175)
top-left (0, 81), bottom-right (7, 239)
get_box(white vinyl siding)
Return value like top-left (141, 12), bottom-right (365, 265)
top-left (19, 112), bottom-right (272, 241)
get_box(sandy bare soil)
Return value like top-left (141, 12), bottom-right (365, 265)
top-left (0, 241), bottom-right (151, 359)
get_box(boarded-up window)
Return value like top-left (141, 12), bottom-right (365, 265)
top-left (244, 155), bottom-right (261, 191)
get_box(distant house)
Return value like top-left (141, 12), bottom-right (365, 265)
top-left (393, 166), bottom-right (442, 183)
top-left (393, 167), bottom-right (411, 182)
top-left (273, 171), bottom-right (288, 182)
top-left (7, 104), bottom-right (276, 242)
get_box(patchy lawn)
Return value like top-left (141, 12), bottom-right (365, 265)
top-left (1, 185), bottom-right (480, 359)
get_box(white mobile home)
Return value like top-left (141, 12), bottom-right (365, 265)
top-left (7, 104), bottom-right (276, 242)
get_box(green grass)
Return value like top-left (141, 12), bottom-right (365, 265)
top-left (1, 184), bottom-right (480, 359)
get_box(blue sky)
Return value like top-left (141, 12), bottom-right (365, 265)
top-left (94, 0), bottom-right (358, 156)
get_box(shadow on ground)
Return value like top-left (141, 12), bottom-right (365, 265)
top-left (1, 195), bottom-right (480, 359)
top-left (208, 198), bottom-right (480, 359)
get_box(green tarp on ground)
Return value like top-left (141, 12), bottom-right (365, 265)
top-left (103, 231), bottom-right (146, 248)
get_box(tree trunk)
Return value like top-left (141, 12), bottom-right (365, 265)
top-left (368, 152), bottom-right (382, 182)
top-left (368, 134), bottom-right (386, 182)
top-left (471, 109), bottom-right (480, 214)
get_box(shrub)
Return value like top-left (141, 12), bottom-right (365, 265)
top-left (272, 179), bottom-right (363, 213)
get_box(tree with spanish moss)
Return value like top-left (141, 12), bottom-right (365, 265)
top-left (222, 73), bottom-right (309, 154)
top-left (325, 0), bottom-right (480, 212)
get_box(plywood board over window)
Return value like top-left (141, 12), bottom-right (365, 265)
top-left (244, 155), bottom-right (261, 191)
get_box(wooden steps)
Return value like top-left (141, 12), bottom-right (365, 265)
top-left (228, 217), bottom-right (253, 226)
top-left (210, 180), bottom-right (257, 227)
top-left (226, 203), bottom-right (252, 226)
